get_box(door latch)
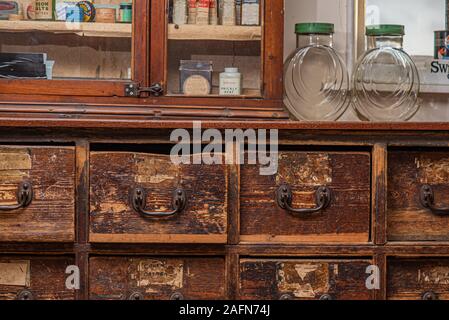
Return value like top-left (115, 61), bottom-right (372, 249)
top-left (125, 83), bottom-right (164, 97)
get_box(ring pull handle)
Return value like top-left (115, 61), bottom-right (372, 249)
top-left (276, 184), bottom-right (331, 215)
top-left (0, 181), bottom-right (33, 211)
top-left (319, 294), bottom-right (333, 300)
top-left (170, 292), bottom-right (184, 300)
top-left (16, 290), bottom-right (34, 300)
top-left (420, 185), bottom-right (449, 216)
top-left (131, 187), bottom-right (187, 218)
top-left (422, 291), bottom-right (438, 300)
top-left (128, 292), bottom-right (144, 300)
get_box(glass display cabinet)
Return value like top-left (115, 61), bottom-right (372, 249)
top-left (0, 0), bottom-right (284, 119)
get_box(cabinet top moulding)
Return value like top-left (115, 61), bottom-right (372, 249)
top-left (167, 24), bottom-right (262, 41)
top-left (0, 20), bottom-right (132, 38)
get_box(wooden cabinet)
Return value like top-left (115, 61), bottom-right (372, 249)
top-left (0, 0), bottom-right (286, 120)
top-left (0, 146), bottom-right (75, 243)
top-left (0, 256), bottom-right (75, 300)
top-left (388, 149), bottom-right (449, 241)
top-left (239, 259), bottom-right (374, 300)
top-left (89, 150), bottom-right (228, 244)
top-left (388, 259), bottom-right (449, 300)
top-left (89, 256), bottom-right (226, 300)
top-left (240, 151), bottom-right (371, 243)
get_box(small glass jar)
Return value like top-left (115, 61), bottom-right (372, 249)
top-left (219, 67), bottom-right (242, 96)
top-left (284, 23), bottom-right (349, 121)
top-left (352, 25), bottom-right (420, 122)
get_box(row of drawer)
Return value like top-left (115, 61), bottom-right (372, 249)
top-left (1, 145), bottom-right (449, 243)
top-left (0, 256), bottom-right (447, 300)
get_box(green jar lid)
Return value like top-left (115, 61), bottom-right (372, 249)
top-left (366, 24), bottom-right (405, 36)
top-left (295, 23), bottom-right (334, 35)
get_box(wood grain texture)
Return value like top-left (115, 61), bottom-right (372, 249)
top-left (388, 151), bottom-right (449, 241)
top-left (388, 259), bottom-right (449, 300)
top-left (89, 256), bottom-right (226, 300)
top-left (240, 152), bottom-right (371, 243)
top-left (0, 256), bottom-right (75, 300)
top-left (0, 146), bottom-right (75, 242)
top-left (239, 259), bottom-right (373, 300)
top-left (89, 152), bottom-right (228, 243)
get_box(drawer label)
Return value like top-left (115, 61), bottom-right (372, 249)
top-left (277, 154), bottom-right (332, 186)
top-left (129, 260), bottom-right (183, 291)
top-left (0, 261), bottom-right (31, 287)
top-left (136, 156), bottom-right (179, 184)
top-left (276, 263), bottom-right (330, 298)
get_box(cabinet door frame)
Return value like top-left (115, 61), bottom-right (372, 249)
top-left (0, 0), bottom-right (149, 98)
top-left (149, 0), bottom-right (284, 103)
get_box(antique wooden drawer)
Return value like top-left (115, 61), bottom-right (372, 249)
top-left (0, 146), bottom-right (75, 242)
top-left (89, 256), bottom-right (226, 300)
top-left (89, 151), bottom-right (228, 244)
top-left (388, 258), bottom-right (449, 300)
top-left (239, 258), bottom-right (373, 300)
top-left (0, 256), bottom-right (75, 300)
top-left (240, 151), bottom-right (371, 243)
top-left (388, 150), bottom-right (449, 241)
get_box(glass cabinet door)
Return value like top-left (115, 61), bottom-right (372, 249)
top-left (165, 0), bottom-right (263, 98)
top-left (0, 0), bottom-right (141, 96)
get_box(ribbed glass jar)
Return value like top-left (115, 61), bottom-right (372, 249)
top-left (352, 25), bottom-right (420, 122)
top-left (284, 22), bottom-right (349, 121)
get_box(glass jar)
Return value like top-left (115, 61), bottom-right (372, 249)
top-left (284, 23), bottom-right (349, 121)
top-left (352, 25), bottom-right (420, 122)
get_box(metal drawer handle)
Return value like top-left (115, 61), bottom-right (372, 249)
top-left (422, 291), bottom-right (438, 300)
top-left (131, 187), bottom-right (187, 218)
top-left (420, 185), bottom-right (449, 216)
top-left (0, 181), bottom-right (33, 211)
top-left (16, 290), bottom-right (34, 300)
top-left (276, 184), bottom-right (331, 215)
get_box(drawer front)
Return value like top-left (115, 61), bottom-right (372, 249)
top-left (89, 257), bottom-right (226, 300)
top-left (0, 146), bottom-right (75, 242)
top-left (388, 151), bottom-right (449, 241)
top-left (0, 256), bottom-right (75, 300)
top-left (240, 152), bottom-right (371, 243)
top-left (388, 259), bottom-right (449, 300)
top-left (89, 152), bottom-right (228, 244)
top-left (239, 259), bottom-right (373, 300)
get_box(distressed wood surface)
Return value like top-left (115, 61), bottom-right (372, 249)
top-left (239, 259), bottom-right (373, 300)
top-left (0, 256), bottom-right (75, 300)
top-left (388, 259), bottom-right (449, 300)
top-left (0, 146), bottom-right (75, 242)
top-left (240, 152), bottom-right (371, 243)
top-left (388, 151), bottom-right (449, 241)
top-left (89, 152), bottom-right (228, 243)
top-left (89, 256), bottom-right (226, 300)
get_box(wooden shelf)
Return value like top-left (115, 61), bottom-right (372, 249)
top-left (167, 24), bottom-right (262, 41)
top-left (0, 20), bottom-right (132, 38)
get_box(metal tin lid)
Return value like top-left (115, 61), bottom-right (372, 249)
top-left (295, 23), bottom-right (334, 35)
top-left (366, 24), bottom-right (405, 36)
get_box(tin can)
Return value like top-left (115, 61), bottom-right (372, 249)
top-left (435, 31), bottom-right (449, 60)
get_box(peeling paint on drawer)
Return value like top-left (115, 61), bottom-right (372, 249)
top-left (418, 267), bottom-right (449, 285)
top-left (136, 156), bottom-right (179, 184)
top-left (277, 153), bottom-right (332, 186)
top-left (129, 259), bottom-right (183, 291)
top-left (416, 157), bottom-right (449, 184)
top-left (276, 262), bottom-right (329, 298)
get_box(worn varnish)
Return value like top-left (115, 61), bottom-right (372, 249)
top-left (388, 259), bottom-right (449, 300)
top-left (239, 259), bottom-right (373, 300)
top-left (240, 152), bottom-right (371, 243)
top-left (0, 256), bottom-right (75, 300)
top-left (89, 152), bottom-right (228, 243)
top-left (89, 256), bottom-right (226, 300)
top-left (388, 151), bottom-right (449, 241)
top-left (0, 146), bottom-right (75, 242)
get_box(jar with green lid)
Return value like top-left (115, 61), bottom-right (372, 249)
top-left (119, 2), bottom-right (132, 23)
top-left (352, 25), bottom-right (420, 122)
top-left (284, 22), bottom-right (349, 121)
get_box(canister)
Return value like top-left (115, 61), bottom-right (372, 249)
top-left (119, 2), bottom-right (132, 23)
top-left (435, 31), bottom-right (449, 60)
top-left (95, 5), bottom-right (116, 23)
